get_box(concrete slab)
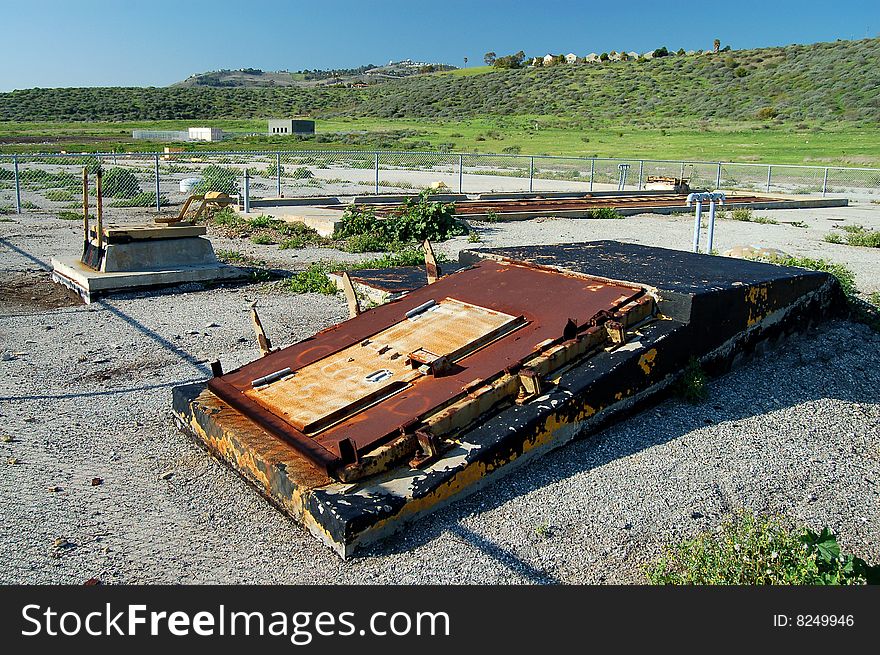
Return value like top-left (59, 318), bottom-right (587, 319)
top-left (247, 196), bottom-right (341, 207)
top-left (51, 256), bottom-right (246, 304)
top-left (327, 262), bottom-right (471, 304)
top-left (236, 206), bottom-right (343, 238)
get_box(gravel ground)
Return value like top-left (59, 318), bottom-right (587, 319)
top-left (0, 205), bottom-right (878, 584)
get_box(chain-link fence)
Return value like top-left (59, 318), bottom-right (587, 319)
top-left (2, 151), bottom-right (878, 219)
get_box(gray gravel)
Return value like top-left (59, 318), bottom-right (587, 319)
top-left (1, 206), bottom-right (878, 584)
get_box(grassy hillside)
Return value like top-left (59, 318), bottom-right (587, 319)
top-left (2, 116), bottom-right (876, 165)
top-left (2, 38), bottom-right (878, 124)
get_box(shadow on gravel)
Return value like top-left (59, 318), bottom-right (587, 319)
top-left (0, 378), bottom-right (203, 402)
top-left (360, 323), bottom-right (880, 576)
top-left (0, 238), bottom-right (211, 378)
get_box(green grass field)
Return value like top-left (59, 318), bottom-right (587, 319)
top-left (2, 117), bottom-right (878, 166)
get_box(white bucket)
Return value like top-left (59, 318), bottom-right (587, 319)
top-left (179, 177), bottom-right (203, 194)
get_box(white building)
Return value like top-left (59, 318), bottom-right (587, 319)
top-left (187, 127), bottom-right (223, 142)
top-left (628, 51), bottom-right (639, 59)
top-left (565, 53), bottom-right (577, 64)
top-left (584, 53), bottom-right (599, 62)
top-left (543, 54), bottom-right (556, 65)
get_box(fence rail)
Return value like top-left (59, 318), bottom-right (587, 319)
top-left (2, 150), bottom-right (878, 217)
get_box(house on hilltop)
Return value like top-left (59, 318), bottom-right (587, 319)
top-left (565, 53), bottom-right (577, 64)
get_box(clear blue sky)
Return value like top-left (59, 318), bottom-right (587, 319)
top-left (2, 0), bottom-right (878, 91)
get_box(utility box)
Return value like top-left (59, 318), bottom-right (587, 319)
top-left (268, 119), bottom-right (316, 135)
top-left (188, 127), bottom-right (224, 142)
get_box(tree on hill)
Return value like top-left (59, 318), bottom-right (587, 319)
top-left (653, 46), bottom-right (670, 58)
top-left (484, 52), bottom-right (497, 66)
top-left (713, 39), bottom-right (721, 53)
top-left (493, 51), bottom-right (526, 69)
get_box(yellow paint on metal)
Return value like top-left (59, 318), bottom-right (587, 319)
top-left (638, 348), bottom-right (657, 375)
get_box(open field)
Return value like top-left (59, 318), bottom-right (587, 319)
top-left (1, 203), bottom-right (878, 583)
top-left (1, 118), bottom-right (879, 165)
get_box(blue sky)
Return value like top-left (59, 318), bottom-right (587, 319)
top-left (2, 0), bottom-right (878, 91)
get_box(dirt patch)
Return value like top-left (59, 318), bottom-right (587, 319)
top-left (0, 271), bottom-right (82, 314)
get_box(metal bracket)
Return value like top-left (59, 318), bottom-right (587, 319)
top-left (409, 429), bottom-right (441, 468)
top-left (517, 368), bottom-right (543, 404)
top-left (423, 239), bottom-right (440, 285)
top-left (249, 301), bottom-right (273, 357)
top-left (341, 271), bottom-right (361, 319)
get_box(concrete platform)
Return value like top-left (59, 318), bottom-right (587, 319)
top-left (327, 262), bottom-right (471, 304)
top-left (236, 206), bottom-right (343, 238)
top-left (172, 242), bottom-right (844, 557)
top-left (52, 256), bottom-right (246, 304)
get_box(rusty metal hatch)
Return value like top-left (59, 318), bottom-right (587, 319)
top-left (245, 298), bottom-right (526, 434)
top-left (208, 259), bottom-right (647, 474)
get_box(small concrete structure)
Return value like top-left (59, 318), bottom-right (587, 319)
top-left (268, 119), bottom-right (316, 135)
top-left (188, 127), bottom-right (223, 142)
top-left (52, 224), bottom-right (245, 303)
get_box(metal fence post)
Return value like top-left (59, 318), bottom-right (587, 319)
top-left (766, 165), bottom-right (772, 193)
top-left (822, 167), bottom-right (829, 197)
top-left (715, 162), bottom-right (722, 190)
top-left (243, 170), bottom-right (250, 213)
top-left (276, 152), bottom-right (282, 196)
top-left (529, 156), bottom-right (534, 192)
top-left (154, 154), bottom-right (161, 212)
top-left (458, 154), bottom-right (464, 193)
top-left (13, 155), bottom-right (21, 214)
top-left (374, 152), bottom-right (379, 194)
top-left (589, 158), bottom-right (595, 192)
top-left (680, 161), bottom-right (685, 180)
top-left (637, 160), bottom-right (644, 191)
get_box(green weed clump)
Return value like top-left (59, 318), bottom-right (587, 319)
top-left (333, 190), bottom-right (467, 251)
top-left (350, 246), bottom-right (444, 270)
top-left (195, 165), bottom-right (239, 195)
top-left (731, 207), bottom-right (753, 221)
top-left (676, 357), bottom-right (708, 403)
top-left (208, 208), bottom-right (327, 248)
top-left (824, 225), bottom-right (880, 248)
top-left (774, 255), bottom-right (857, 297)
top-left (285, 263), bottom-right (338, 295)
top-left (646, 511), bottom-right (880, 585)
top-left (100, 167), bottom-right (141, 198)
top-left (589, 207), bottom-right (623, 219)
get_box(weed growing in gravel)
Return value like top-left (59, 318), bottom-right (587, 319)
top-left (788, 220), bottom-right (809, 228)
top-left (774, 256), bottom-right (857, 297)
top-left (869, 292), bottom-right (880, 308)
top-left (334, 190), bottom-right (467, 252)
top-left (752, 216), bottom-right (778, 225)
top-left (467, 231), bottom-right (481, 243)
top-left (824, 225), bottom-right (880, 248)
top-left (676, 357), bottom-right (708, 403)
top-left (485, 210), bottom-right (499, 223)
top-left (731, 208), bottom-right (753, 222)
top-left (285, 264), bottom-right (338, 295)
top-left (56, 210), bottom-right (91, 221)
top-left (350, 246), bottom-right (446, 270)
top-left (645, 511), bottom-right (880, 585)
top-left (209, 208), bottom-right (328, 248)
top-left (589, 207), bottom-right (623, 219)
top-left (216, 249), bottom-right (265, 266)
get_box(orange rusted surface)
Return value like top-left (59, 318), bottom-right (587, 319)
top-left (209, 259), bottom-right (644, 473)
top-left (245, 299), bottom-right (523, 434)
top-left (339, 193), bottom-right (784, 217)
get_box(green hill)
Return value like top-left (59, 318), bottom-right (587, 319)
top-left (1, 38), bottom-right (878, 123)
